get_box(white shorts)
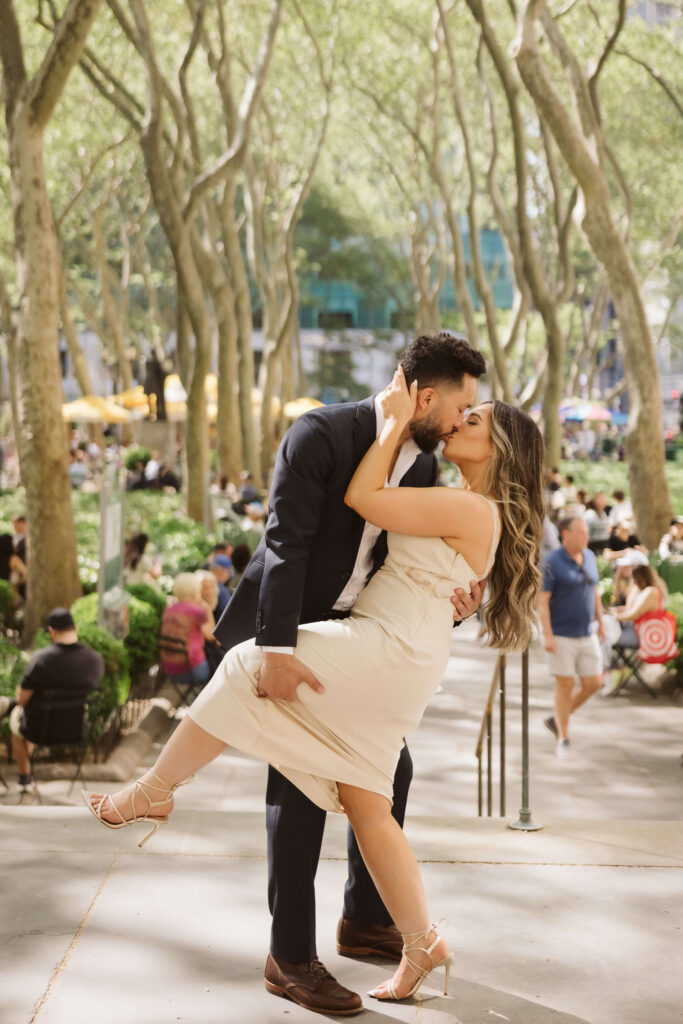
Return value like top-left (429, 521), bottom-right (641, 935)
top-left (547, 634), bottom-right (603, 679)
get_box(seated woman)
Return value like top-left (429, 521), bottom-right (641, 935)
top-left (160, 574), bottom-right (215, 688)
top-left (83, 373), bottom-right (544, 1004)
top-left (613, 564), bottom-right (666, 648)
top-left (123, 533), bottom-right (162, 589)
top-left (603, 521), bottom-right (649, 605)
top-left (602, 519), bottom-right (647, 563)
top-left (658, 518), bottom-right (683, 560)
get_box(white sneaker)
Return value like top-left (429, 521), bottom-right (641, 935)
top-left (555, 738), bottom-right (570, 759)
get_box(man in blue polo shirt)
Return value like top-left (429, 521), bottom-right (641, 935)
top-left (540, 516), bottom-right (606, 756)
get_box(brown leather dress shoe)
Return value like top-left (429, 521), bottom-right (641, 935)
top-left (264, 953), bottom-right (363, 1016)
top-left (336, 916), bottom-right (403, 961)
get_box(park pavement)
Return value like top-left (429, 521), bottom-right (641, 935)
top-left (1, 620), bottom-right (682, 1024)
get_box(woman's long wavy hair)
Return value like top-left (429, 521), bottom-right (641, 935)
top-left (480, 401), bottom-right (545, 651)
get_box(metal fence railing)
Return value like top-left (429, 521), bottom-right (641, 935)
top-left (476, 648), bottom-right (542, 831)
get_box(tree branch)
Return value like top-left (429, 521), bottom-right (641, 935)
top-left (0, 2), bottom-right (28, 120)
top-left (78, 50), bottom-right (144, 130)
top-left (56, 132), bottom-right (134, 228)
top-left (538, 4), bottom-right (601, 139)
top-left (589, 0), bottom-right (626, 112)
top-left (30, 0), bottom-right (104, 128)
top-left (512, 3), bottom-right (600, 193)
top-left (178, 0), bottom-right (208, 173)
top-left (183, 0), bottom-right (283, 220)
top-left (655, 286), bottom-right (683, 347)
top-left (615, 47), bottom-right (683, 120)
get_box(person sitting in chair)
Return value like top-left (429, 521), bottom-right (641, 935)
top-left (5, 608), bottom-right (103, 789)
top-left (160, 574), bottom-right (215, 689)
top-left (613, 564), bottom-right (666, 648)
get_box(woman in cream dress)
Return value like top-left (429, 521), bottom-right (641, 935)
top-left (84, 370), bottom-right (544, 1002)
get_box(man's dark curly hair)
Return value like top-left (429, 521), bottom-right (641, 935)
top-left (399, 331), bottom-right (486, 389)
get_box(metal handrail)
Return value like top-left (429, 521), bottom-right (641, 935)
top-left (475, 647), bottom-right (542, 830)
top-left (475, 654), bottom-right (506, 816)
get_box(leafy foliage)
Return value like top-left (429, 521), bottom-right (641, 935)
top-left (124, 446), bottom-right (152, 472)
top-left (0, 580), bottom-right (15, 630)
top-left (77, 622), bottom-right (131, 718)
top-left (0, 635), bottom-right (28, 698)
top-left (560, 460), bottom-right (683, 517)
top-left (71, 590), bottom-right (160, 682)
top-left (124, 582), bottom-right (167, 619)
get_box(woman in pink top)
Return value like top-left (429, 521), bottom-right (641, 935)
top-left (160, 573), bottom-right (215, 686)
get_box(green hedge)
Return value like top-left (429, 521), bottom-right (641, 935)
top-left (78, 623), bottom-right (131, 725)
top-left (125, 582), bottom-right (167, 619)
top-left (0, 635), bottom-right (29, 700)
top-left (71, 589), bottom-right (162, 681)
top-left (1, 490), bottom-right (253, 594)
top-left (0, 579), bottom-right (14, 629)
top-left (124, 445), bottom-right (152, 471)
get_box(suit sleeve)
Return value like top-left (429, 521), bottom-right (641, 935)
top-left (255, 412), bottom-right (338, 648)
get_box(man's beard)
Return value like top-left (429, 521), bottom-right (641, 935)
top-left (410, 410), bottom-right (448, 454)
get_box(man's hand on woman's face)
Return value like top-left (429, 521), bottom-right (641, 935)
top-left (450, 577), bottom-right (486, 621)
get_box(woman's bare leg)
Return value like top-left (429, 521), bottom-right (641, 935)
top-left (86, 717), bottom-right (227, 823)
top-left (338, 782), bottom-right (449, 997)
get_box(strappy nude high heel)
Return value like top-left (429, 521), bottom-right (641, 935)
top-left (81, 769), bottom-right (193, 847)
top-left (368, 921), bottom-right (453, 1001)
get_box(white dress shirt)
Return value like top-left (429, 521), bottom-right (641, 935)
top-left (264, 396), bottom-right (422, 653)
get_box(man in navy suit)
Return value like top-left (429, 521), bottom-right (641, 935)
top-left (214, 332), bottom-right (486, 1014)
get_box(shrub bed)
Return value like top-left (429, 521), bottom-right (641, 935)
top-left (71, 589), bottom-right (162, 683)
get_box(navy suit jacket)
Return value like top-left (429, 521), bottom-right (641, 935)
top-left (214, 396), bottom-right (438, 651)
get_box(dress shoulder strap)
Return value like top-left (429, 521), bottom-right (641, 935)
top-left (476, 495), bottom-right (501, 574)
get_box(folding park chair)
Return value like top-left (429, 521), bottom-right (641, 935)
top-left (25, 690), bottom-right (94, 804)
top-left (158, 634), bottom-right (207, 707)
top-left (609, 643), bottom-right (658, 699)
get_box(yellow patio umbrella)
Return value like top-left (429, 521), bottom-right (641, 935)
top-left (111, 385), bottom-right (149, 409)
top-left (164, 373), bottom-right (187, 403)
top-left (62, 395), bottom-right (132, 424)
top-left (283, 396), bottom-right (323, 419)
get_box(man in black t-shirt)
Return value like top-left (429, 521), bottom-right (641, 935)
top-left (8, 607), bottom-right (104, 787)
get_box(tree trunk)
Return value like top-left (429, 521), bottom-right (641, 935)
top-left (140, 129), bottom-right (211, 523)
top-left (215, 289), bottom-right (242, 484)
top-left (221, 191), bottom-right (260, 487)
top-left (513, 0), bottom-right (671, 547)
top-left (437, 1), bottom-right (511, 399)
top-left (93, 208), bottom-right (133, 391)
top-left (59, 263), bottom-right (95, 396)
top-left (583, 199), bottom-right (671, 547)
top-left (465, 0), bottom-right (566, 463)
top-left (0, 0), bottom-right (104, 641)
top-left (9, 121), bottom-right (81, 640)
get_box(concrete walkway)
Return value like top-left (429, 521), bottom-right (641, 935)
top-left (1, 621), bottom-right (682, 1024)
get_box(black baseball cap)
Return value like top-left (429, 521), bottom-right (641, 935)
top-left (46, 607), bottom-right (75, 631)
